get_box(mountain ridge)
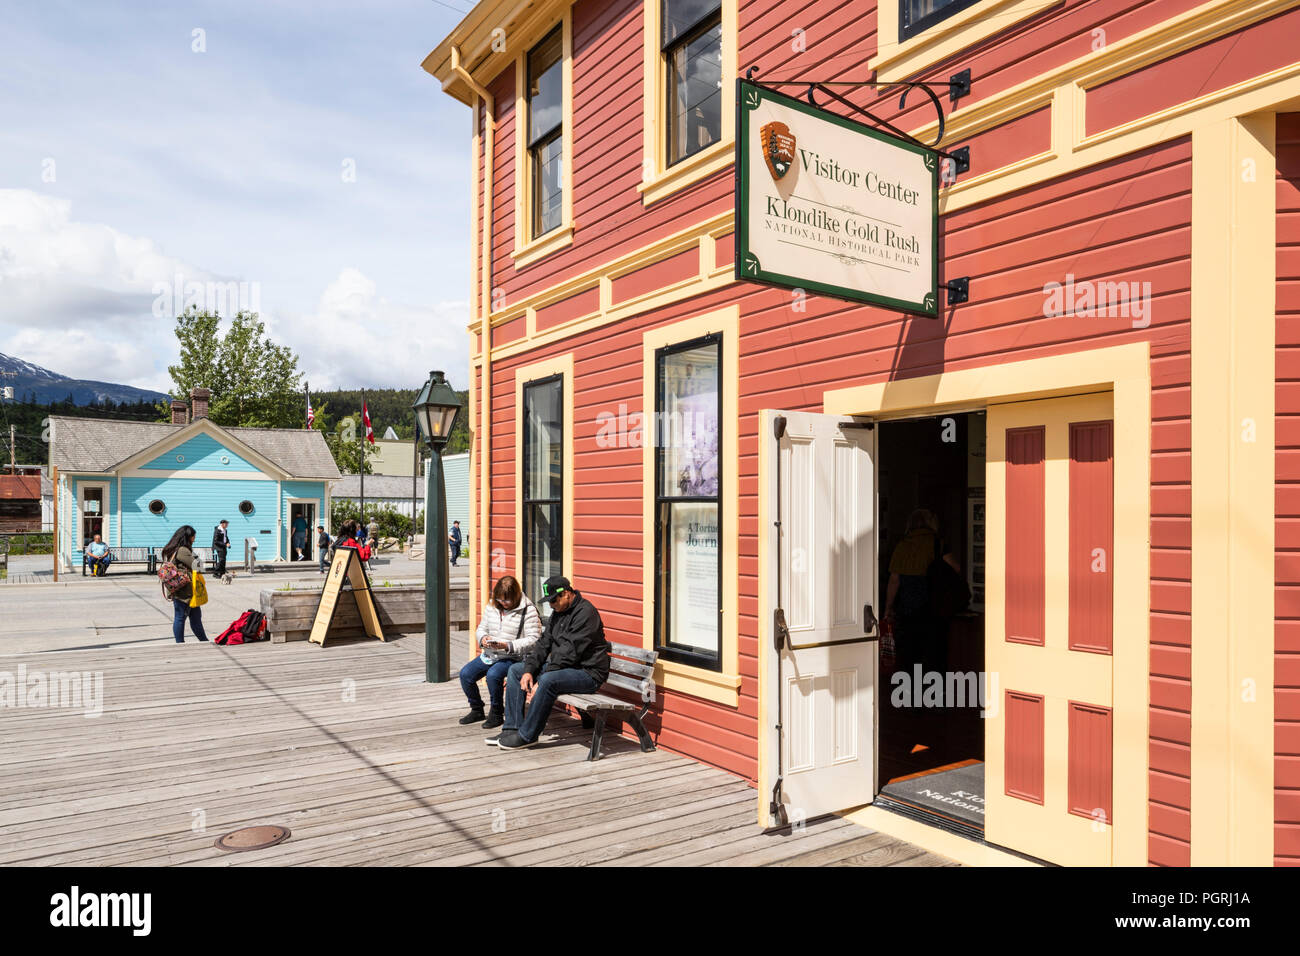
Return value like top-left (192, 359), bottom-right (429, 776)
top-left (0, 352), bottom-right (169, 406)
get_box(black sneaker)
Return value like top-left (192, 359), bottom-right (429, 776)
top-left (482, 710), bottom-right (504, 730)
top-left (484, 733), bottom-right (503, 746)
top-left (496, 731), bottom-right (537, 751)
top-left (458, 708), bottom-right (486, 725)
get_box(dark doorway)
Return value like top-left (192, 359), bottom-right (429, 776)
top-left (290, 502), bottom-right (315, 561)
top-left (876, 411), bottom-right (987, 834)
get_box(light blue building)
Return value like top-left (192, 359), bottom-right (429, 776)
top-left (49, 390), bottom-right (340, 571)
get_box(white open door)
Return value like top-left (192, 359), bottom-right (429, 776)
top-left (767, 410), bottom-right (877, 825)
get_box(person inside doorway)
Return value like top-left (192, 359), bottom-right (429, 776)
top-left (291, 510), bottom-right (308, 560)
top-left (884, 508), bottom-right (961, 676)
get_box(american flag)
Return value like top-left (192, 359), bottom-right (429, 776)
top-left (306, 388), bottom-right (315, 429)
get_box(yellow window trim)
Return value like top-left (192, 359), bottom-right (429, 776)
top-left (513, 353), bottom-right (575, 599)
top-left (512, 8), bottom-right (574, 269)
top-left (642, 305), bottom-right (741, 708)
top-left (513, 223), bottom-right (575, 267)
top-left (871, 0), bottom-right (1063, 82)
top-left (640, 0), bottom-right (739, 206)
top-left (752, 341), bottom-right (1151, 867)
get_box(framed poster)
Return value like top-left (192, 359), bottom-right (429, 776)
top-left (736, 79), bottom-right (940, 316)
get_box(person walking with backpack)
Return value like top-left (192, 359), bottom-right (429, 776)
top-left (160, 525), bottom-right (209, 643)
top-left (458, 575), bottom-right (542, 729)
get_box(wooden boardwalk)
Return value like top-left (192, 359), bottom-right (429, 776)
top-left (0, 638), bottom-right (954, 866)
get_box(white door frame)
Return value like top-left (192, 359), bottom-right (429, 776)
top-left (286, 497), bottom-right (317, 560)
top-left (76, 480), bottom-right (111, 550)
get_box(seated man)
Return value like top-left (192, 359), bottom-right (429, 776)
top-left (84, 534), bottom-right (112, 576)
top-left (493, 575), bottom-right (610, 750)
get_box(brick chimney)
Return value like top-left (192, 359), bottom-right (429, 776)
top-left (170, 399), bottom-right (189, 425)
top-left (190, 387), bottom-right (211, 421)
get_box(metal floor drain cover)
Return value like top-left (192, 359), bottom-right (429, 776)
top-left (214, 825), bottom-right (291, 852)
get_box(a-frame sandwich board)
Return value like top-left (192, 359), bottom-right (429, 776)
top-left (308, 546), bottom-right (385, 647)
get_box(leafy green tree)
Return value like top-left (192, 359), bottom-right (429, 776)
top-left (167, 308), bottom-right (303, 428)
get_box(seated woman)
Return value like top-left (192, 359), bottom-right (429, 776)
top-left (458, 575), bottom-right (541, 729)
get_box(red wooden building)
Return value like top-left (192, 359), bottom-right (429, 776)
top-left (425, 0), bottom-right (1300, 866)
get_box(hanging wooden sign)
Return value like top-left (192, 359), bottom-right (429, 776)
top-left (308, 547), bottom-right (385, 646)
top-left (736, 79), bottom-right (940, 316)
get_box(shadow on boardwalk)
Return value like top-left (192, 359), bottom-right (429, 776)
top-left (0, 638), bottom-right (954, 866)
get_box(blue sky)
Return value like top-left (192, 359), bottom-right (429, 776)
top-left (0, 0), bottom-right (474, 393)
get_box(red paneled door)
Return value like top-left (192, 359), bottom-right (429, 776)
top-left (986, 395), bottom-right (1115, 866)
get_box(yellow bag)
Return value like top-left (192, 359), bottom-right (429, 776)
top-left (189, 569), bottom-right (208, 608)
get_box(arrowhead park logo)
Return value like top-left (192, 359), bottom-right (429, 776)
top-left (760, 121), bottom-right (796, 181)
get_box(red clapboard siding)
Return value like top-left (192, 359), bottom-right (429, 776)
top-left (1005, 690), bottom-right (1045, 804)
top-left (1277, 112), bottom-right (1300, 865)
top-left (1070, 421), bottom-right (1115, 654)
top-left (1006, 427), bottom-right (1046, 646)
top-left (1086, 8), bottom-right (1300, 136)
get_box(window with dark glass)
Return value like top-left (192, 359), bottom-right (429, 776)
top-left (662, 0), bottom-right (722, 167)
top-left (523, 376), bottom-right (563, 613)
top-left (654, 335), bottom-right (721, 668)
top-left (899, 0), bottom-right (982, 42)
top-left (527, 27), bottom-right (564, 238)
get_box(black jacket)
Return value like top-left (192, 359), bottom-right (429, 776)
top-left (212, 526), bottom-right (230, 550)
top-left (522, 592), bottom-right (610, 685)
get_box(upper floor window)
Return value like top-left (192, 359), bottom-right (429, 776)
top-left (527, 27), bottom-right (564, 238)
top-left (663, 0), bottom-right (722, 167)
top-left (899, 0), bottom-right (982, 41)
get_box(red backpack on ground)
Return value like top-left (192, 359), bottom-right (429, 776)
top-left (215, 609), bottom-right (267, 646)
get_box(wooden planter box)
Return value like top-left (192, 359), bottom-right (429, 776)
top-left (260, 584), bottom-right (470, 643)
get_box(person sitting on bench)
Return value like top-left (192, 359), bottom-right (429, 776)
top-left (84, 534), bottom-right (112, 576)
top-left (493, 576), bottom-right (610, 750)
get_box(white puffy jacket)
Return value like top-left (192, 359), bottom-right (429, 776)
top-left (475, 595), bottom-right (542, 662)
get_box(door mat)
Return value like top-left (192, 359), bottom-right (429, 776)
top-left (879, 760), bottom-right (985, 829)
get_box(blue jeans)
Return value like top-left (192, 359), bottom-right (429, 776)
top-left (459, 656), bottom-right (511, 711)
top-left (173, 599), bottom-right (209, 642)
top-left (504, 661), bottom-right (599, 743)
top-left (87, 554), bottom-right (111, 575)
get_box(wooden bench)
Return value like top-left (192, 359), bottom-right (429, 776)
top-left (83, 546), bottom-right (156, 575)
top-left (556, 642), bottom-right (658, 761)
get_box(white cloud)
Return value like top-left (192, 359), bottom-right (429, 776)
top-left (0, 190), bottom-right (469, 394)
top-left (271, 267), bottom-right (469, 392)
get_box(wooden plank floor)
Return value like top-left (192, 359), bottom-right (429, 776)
top-left (0, 638), bottom-right (955, 866)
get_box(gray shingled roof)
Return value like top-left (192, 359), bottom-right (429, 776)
top-left (48, 416), bottom-right (341, 479)
top-left (330, 474), bottom-right (425, 499)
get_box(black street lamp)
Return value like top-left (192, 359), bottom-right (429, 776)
top-left (413, 370), bottom-right (463, 683)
